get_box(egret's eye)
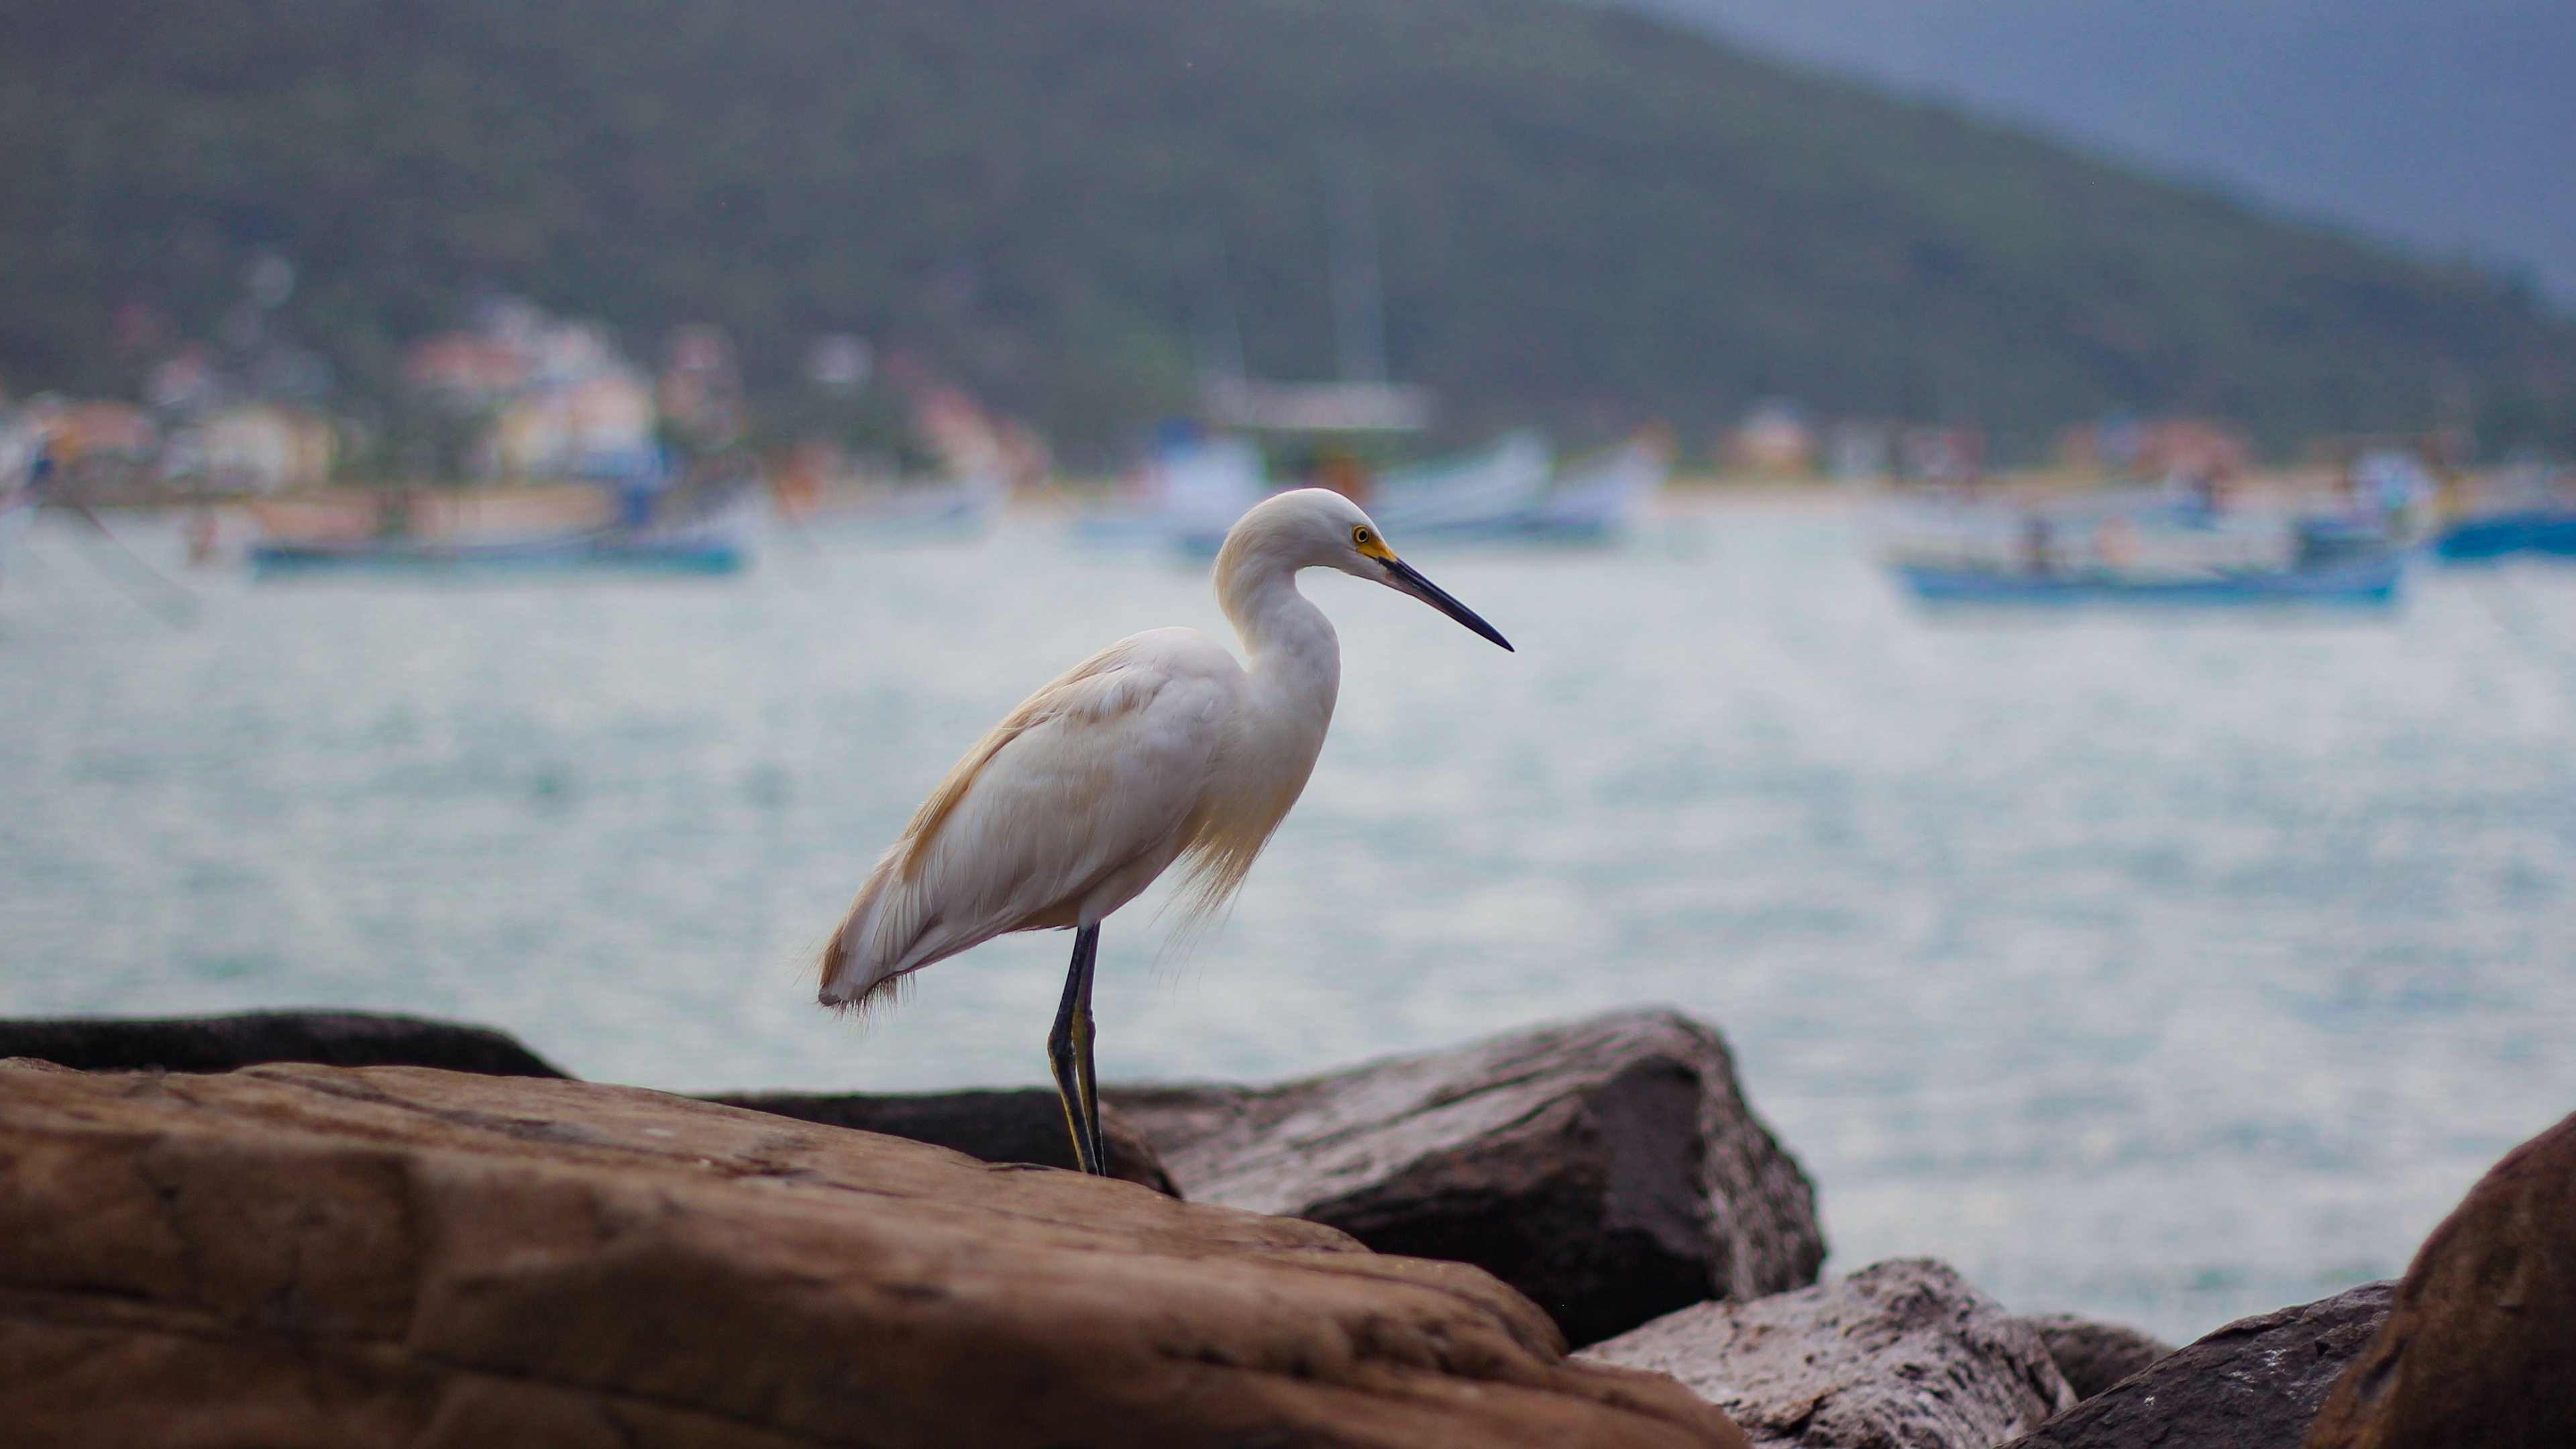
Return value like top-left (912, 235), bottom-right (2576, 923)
top-left (1352, 527), bottom-right (1373, 547)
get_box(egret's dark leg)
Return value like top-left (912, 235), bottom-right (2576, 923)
top-left (1075, 953), bottom-right (1104, 1171)
top-left (1047, 924), bottom-right (1106, 1175)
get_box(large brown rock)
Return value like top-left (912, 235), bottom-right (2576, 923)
top-left (0, 1056), bottom-right (1750, 1449)
top-left (2015, 1314), bottom-right (2174, 1401)
top-left (0, 1013), bottom-right (1183, 1191)
top-left (1104, 1007), bottom-right (1825, 1346)
top-left (2003, 1281), bottom-right (2394, 1449)
top-left (0, 1009), bottom-right (568, 1077)
top-left (1579, 1257), bottom-right (2075, 1448)
top-left (702, 1087), bottom-right (1179, 1195)
top-left (2303, 1110), bottom-right (2576, 1449)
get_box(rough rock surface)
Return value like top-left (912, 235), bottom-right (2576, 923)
top-left (2004, 1281), bottom-right (2394, 1449)
top-left (1104, 1007), bottom-right (1825, 1346)
top-left (0, 1014), bottom-right (1179, 1191)
top-left (0, 1009), bottom-right (568, 1077)
top-left (0, 1056), bottom-right (1751, 1449)
top-left (2016, 1314), bottom-right (2174, 1401)
top-left (1580, 1257), bottom-right (2074, 1448)
top-left (2304, 1110), bottom-right (2576, 1449)
top-left (702, 1088), bottom-right (1178, 1195)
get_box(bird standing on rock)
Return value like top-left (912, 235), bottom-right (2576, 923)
top-left (818, 488), bottom-right (1513, 1174)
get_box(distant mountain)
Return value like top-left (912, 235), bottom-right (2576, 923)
top-left (1626, 0), bottom-right (2576, 305)
top-left (2, 0), bottom-right (2571, 456)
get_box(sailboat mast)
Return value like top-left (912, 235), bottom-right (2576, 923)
top-left (1331, 147), bottom-right (1388, 386)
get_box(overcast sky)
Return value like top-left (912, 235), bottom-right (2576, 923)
top-left (1628, 0), bottom-right (2576, 303)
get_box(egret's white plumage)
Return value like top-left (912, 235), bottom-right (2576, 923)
top-left (815, 487), bottom-right (1510, 1171)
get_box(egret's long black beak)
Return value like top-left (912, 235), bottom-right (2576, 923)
top-left (1383, 556), bottom-right (1513, 651)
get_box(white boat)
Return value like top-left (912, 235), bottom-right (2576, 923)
top-left (1524, 435), bottom-right (1672, 540)
top-left (1370, 431), bottom-right (1666, 543)
top-left (1089, 427), bottom-right (1666, 556)
top-left (1078, 435), bottom-right (1269, 551)
top-left (782, 471), bottom-right (1007, 545)
top-left (1366, 430), bottom-right (1552, 536)
top-left (0, 417), bottom-right (42, 584)
top-left (0, 488), bottom-right (32, 584)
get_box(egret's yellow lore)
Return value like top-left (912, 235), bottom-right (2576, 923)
top-left (818, 488), bottom-right (1511, 1173)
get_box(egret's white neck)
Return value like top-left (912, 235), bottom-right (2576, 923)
top-left (1214, 537), bottom-right (1341, 724)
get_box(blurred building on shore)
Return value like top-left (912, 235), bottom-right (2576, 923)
top-left (160, 404), bottom-right (338, 494)
top-left (405, 298), bottom-right (659, 482)
top-left (2057, 415), bottom-right (2252, 480)
top-left (1719, 398), bottom-right (1817, 475)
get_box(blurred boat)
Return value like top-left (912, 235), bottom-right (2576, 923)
top-left (251, 482), bottom-right (616, 545)
top-left (1522, 434), bottom-right (1673, 541)
top-left (1087, 427), bottom-right (1668, 555)
top-left (0, 420), bottom-right (45, 582)
top-left (2414, 460), bottom-right (2576, 561)
top-left (2434, 511), bottom-right (2576, 561)
top-left (0, 486), bottom-right (32, 583)
top-left (1371, 431), bottom-right (1668, 544)
top-left (247, 478), bottom-right (757, 577)
top-left (779, 471), bottom-right (1007, 545)
top-left (1364, 430), bottom-right (1553, 537)
top-left (1077, 434), bottom-right (1269, 551)
top-left (1880, 490), bottom-right (2402, 608)
top-left (1894, 552), bottom-right (2402, 606)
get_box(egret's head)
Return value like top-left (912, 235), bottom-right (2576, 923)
top-left (1222, 488), bottom-right (1513, 651)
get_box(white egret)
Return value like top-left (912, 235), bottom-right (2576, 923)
top-left (818, 487), bottom-right (1512, 1173)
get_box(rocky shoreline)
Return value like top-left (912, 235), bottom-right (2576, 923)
top-left (1, 1006), bottom-right (2565, 1447)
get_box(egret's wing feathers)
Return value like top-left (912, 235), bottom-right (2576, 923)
top-left (820, 631), bottom-right (1238, 1008)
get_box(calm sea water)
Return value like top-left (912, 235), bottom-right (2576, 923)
top-left (6, 497), bottom-right (2574, 1344)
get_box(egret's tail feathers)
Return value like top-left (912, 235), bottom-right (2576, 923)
top-left (818, 841), bottom-right (973, 1016)
top-left (817, 956), bottom-right (912, 1021)
top-left (816, 933), bottom-right (894, 1017)
top-left (817, 852), bottom-right (908, 1015)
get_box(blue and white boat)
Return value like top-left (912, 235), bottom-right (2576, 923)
top-left (2435, 511), bottom-right (2576, 561)
top-left (1894, 551), bottom-right (2402, 606)
top-left (1880, 490), bottom-right (2403, 608)
top-left (250, 480), bottom-right (759, 578)
top-left (2422, 461), bottom-right (2576, 561)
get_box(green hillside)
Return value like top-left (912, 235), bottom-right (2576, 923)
top-left (3, 0), bottom-right (2572, 457)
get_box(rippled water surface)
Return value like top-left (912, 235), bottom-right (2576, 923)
top-left (7, 498), bottom-right (2575, 1343)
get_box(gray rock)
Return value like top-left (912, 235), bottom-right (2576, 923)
top-left (0, 1009), bottom-right (568, 1077)
top-left (702, 1087), bottom-right (1179, 1195)
top-left (2017, 1313), bottom-right (2174, 1400)
top-left (2002, 1281), bottom-right (2394, 1449)
top-left (1580, 1257), bottom-right (2076, 1448)
top-left (1104, 1006), bottom-right (1825, 1346)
